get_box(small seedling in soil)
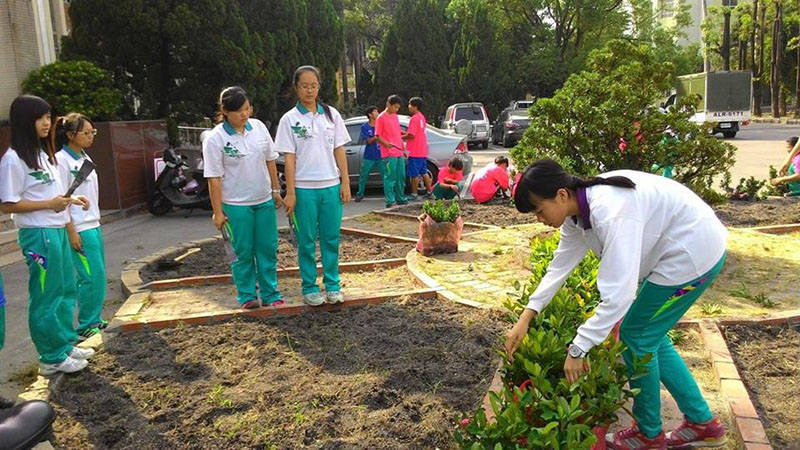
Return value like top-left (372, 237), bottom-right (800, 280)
top-left (666, 329), bottom-right (687, 346)
top-left (751, 292), bottom-right (778, 308)
top-left (729, 282), bottom-right (778, 308)
top-left (209, 383), bottom-right (235, 409)
top-left (729, 282), bottom-right (752, 299)
top-left (700, 302), bottom-right (723, 316)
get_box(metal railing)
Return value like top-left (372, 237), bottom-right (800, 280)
top-left (177, 126), bottom-right (210, 150)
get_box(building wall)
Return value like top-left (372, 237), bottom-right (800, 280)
top-left (0, 0), bottom-right (69, 121)
top-left (654, 0), bottom-right (727, 47)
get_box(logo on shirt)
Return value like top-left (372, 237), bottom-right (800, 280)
top-left (222, 143), bottom-right (244, 159)
top-left (28, 171), bottom-right (55, 186)
top-left (70, 168), bottom-right (81, 178)
top-left (291, 122), bottom-right (312, 139)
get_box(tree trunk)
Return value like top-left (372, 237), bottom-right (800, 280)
top-left (795, 35), bottom-right (799, 117)
top-left (738, 39), bottom-right (747, 70)
top-left (751, 0), bottom-right (759, 114)
top-left (340, 40), bottom-right (349, 104)
top-left (756, 1), bottom-right (767, 115)
top-left (771, 1), bottom-right (782, 118)
top-left (702, 0), bottom-right (711, 72)
top-left (722, 11), bottom-right (731, 71)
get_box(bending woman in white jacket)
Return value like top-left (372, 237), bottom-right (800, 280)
top-left (504, 159), bottom-right (728, 450)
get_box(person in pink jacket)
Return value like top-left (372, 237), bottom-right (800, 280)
top-left (469, 156), bottom-right (510, 203)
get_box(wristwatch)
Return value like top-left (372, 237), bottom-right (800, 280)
top-left (568, 343), bottom-right (587, 359)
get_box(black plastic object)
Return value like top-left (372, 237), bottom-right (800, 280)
top-left (0, 400), bottom-right (56, 450)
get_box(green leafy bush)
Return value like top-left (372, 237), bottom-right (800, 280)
top-left (764, 165), bottom-right (789, 197)
top-left (456, 233), bottom-right (647, 449)
top-left (510, 40), bottom-right (735, 197)
top-left (22, 60), bottom-right (122, 120)
top-left (422, 199), bottom-right (461, 223)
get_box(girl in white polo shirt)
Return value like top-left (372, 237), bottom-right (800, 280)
top-left (55, 113), bottom-right (108, 340)
top-left (504, 160), bottom-right (729, 450)
top-left (275, 66), bottom-right (351, 306)
top-left (0, 95), bottom-right (93, 375)
top-left (203, 87), bottom-right (284, 310)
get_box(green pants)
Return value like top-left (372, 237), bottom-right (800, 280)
top-left (18, 228), bottom-right (77, 364)
top-left (382, 157), bottom-right (406, 205)
top-left (70, 226), bottom-right (106, 333)
top-left (223, 201), bottom-right (281, 305)
top-left (620, 254), bottom-right (726, 438)
top-left (0, 272), bottom-right (5, 351)
top-left (295, 185), bottom-right (342, 294)
top-left (432, 181), bottom-right (464, 200)
top-left (357, 158), bottom-right (384, 197)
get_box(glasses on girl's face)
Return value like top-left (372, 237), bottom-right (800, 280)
top-left (79, 130), bottom-right (98, 137)
top-left (298, 84), bottom-right (320, 91)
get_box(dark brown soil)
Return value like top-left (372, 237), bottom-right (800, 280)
top-left (50, 296), bottom-right (507, 449)
top-left (392, 199), bottom-right (534, 228)
top-left (713, 198), bottom-right (800, 227)
top-left (140, 230), bottom-right (413, 283)
top-left (723, 324), bottom-right (800, 449)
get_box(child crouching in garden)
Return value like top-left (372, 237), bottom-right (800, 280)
top-left (432, 156), bottom-right (464, 200)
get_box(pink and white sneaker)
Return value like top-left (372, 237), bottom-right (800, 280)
top-left (666, 416), bottom-right (728, 449)
top-left (606, 424), bottom-right (667, 450)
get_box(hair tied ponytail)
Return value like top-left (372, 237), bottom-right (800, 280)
top-left (576, 175), bottom-right (636, 189)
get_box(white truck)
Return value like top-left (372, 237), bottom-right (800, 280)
top-left (662, 71), bottom-right (752, 138)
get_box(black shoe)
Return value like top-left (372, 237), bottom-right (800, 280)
top-left (0, 400), bottom-right (56, 449)
top-left (354, 195), bottom-right (364, 202)
top-left (385, 203), bottom-right (396, 208)
top-left (0, 396), bottom-right (15, 409)
top-left (397, 200), bottom-right (408, 206)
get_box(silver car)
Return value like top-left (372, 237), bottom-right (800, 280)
top-left (440, 102), bottom-right (491, 149)
top-left (275, 115), bottom-right (473, 195)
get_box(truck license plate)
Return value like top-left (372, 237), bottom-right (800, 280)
top-left (719, 123), bottom-right (732, 129)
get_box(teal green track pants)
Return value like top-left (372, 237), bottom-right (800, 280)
top-left (357, 158), bottom-right (384, 197)
top-left (18, 228), bottom-right (77, 364)
top-left (70, 226), bottom-right (106, 333)
top-left (432, 181), bottom-right (464, 200)
top-left (223, 201), bottom-right (281, 305)
top-left (295, 185), bottom-right (342, 294)
top-left (620, 254), bottom-right (726, 438)
top-left (382, 157), bottom-right (406, 205)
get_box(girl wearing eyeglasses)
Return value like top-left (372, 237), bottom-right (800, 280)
top-left (274, 66), bottom-right (351, 306)
top-left (54, 113), bottom-right (108, 341)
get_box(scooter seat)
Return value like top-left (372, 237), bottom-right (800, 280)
top-left (0, 400), bottom-right (56, 450)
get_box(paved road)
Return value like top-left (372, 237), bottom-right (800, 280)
top-left (470, 123), bottom-right (800, 182)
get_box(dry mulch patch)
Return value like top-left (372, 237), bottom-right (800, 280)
top-left (50, 296), bottom-right (507, 449)
top-left (392, 199), bottom-right (533, 228)
top-left (713, 198), bottom-right (800, 227)
top-left (140, 230), bottom-right (413, 283)
top-left (723, 324), bottom-right (800, 449)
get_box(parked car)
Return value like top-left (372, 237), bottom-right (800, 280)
top-left (275, 115), bottom-right (473, 196)
top-left (440, 102), bottom-right (490, 149)
top-left (492, 109), bottom-right (531, 147)
top-left (507, 99), bottom-right (534, 111)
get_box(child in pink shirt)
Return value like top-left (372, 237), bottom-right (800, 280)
top-left (432, 156), bottom-right (464, 200)
top-left (375, 95), bottom-right (407, 207)
top-left (470, 156), bottom-right (510, 203)
top-left (405, 97), bottom-right (433, 200)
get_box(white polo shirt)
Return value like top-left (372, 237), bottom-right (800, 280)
top-left (202, 118), bottom-right (278, 206)
top-left (56, 146), bottom-right (101, 233)
top-left (274, 103), bottom-right (350, 189)
top-left (0, 148), bottom-right (70, 228)
top-left (526, 170), bottom-right (727, 353)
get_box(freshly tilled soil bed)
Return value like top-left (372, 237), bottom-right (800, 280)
top-left (391, 199), bottom-right (533, 228)
top-left (713, 198), bottom-right (800, 227)
top-left (50, 296), bottom-right (507, 449)
top-left (140, 230), bottom-right (413, 283)
top-left (723, 324), bottom-right (800, 449)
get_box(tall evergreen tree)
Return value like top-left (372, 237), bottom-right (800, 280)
top-left (375, 0), bottom-right (452, 119)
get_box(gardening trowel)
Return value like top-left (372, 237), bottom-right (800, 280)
top-left (64, 159), bottom-right (96, 197)
top-left (287, 213), bottom-right (299, 248)
top-left (221, 224), bottom-right (238, 263)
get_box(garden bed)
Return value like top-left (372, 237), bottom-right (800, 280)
top-left (391, 200), bottom-right (533, 228)
top-left (50, 296), bottom-right (507, 449)
top-left (342, 212), bottom-right (485, 239)
top-left (140, 230), bottom-right (413, 283)
top-left (722, 324), bottom-right (800, 449)
top-left (713, 197), bottom-right (800, 227)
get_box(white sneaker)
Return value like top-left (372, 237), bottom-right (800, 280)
top-left (326, 291), bottom-right (345, 304)
top-left (40, 356), bottom-right (88, 375)
top-left (302, 291), bottom-right (326, 306)
top-left (69, 346), bottom-right (95, 360)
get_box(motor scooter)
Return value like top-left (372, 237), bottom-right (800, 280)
top-left (148, 148), bottom-right (211, 215)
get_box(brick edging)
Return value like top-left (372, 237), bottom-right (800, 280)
top-left (746, 223), bottom-right (800, 235)
top-left (142, 257), bottom-right (408, 291)
top-left (698, 321), bottom-right (773, 449)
